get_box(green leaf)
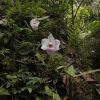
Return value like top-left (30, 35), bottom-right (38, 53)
top-left (16, 0), bottom-right (21, 13)
top-left (6, 75), bottom-right (17, 80)
top-left (45, 86), bottom-right (61, 100)
top-left (6, 82), bottom-right (12, 88)
top-left (45, 86), bottom-right (53, 97)
top-left (35, 96), bottom-right (42, 100)
top-left (0, 33), bottom-right (4, 38)
top-left (18, 47), bottom-right (33, 55)
top-left (56, 66), bottom-right (65, 70)
top-left (53, 93), bottom-right (61, 100)
top-left (65, 65), bottom-right (76, 77)
top-left (27, 87), bottom-right (32, 93)
top-left (0, 18), bottom-right (8, 25)
top-left (0, 87), bottom-right (10, 95)
top-left (21, 87), bottom-right (26, 92)
top-left (96, 84), bottom-right (100, 87)
top-left (26, 77), bottom-right (42, 85)
top-left (35, 53), bottom-right (45, 65)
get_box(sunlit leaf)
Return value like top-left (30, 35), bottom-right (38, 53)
top-left (6, 75), bottom-right (17, 80)
top-left (27, 87), bottom-right (32, 93)
top-left (53, 92), bottom-right (61, 100)
top-left (56, 66), bottom-right (65, 70)
top-left (65, 65), bottom-right (76, 77)
top-left (45, 86), bottom-right (53, 97)
top-left (45, 86), bottom-right (61, 100)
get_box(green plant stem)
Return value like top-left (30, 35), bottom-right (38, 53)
top-left (71, 0), bottom-right (74, 25)
top-left (74, 69), bottom-right (100, 77)
top-left (73, 0), bottom-right (84, 19)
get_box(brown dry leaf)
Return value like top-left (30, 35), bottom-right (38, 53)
top-left (83, 74), bottom-right (97, 83)
top-left (63, 96), bottom-right (69, 100)
top-left (74, 77), bottom-right (82, 83)
top-left (62, 74), bottom-right (67, 85)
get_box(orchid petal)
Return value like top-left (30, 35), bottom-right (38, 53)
top-left (48, 33), bottom-right (55, 45)
top-left (41, 39), bottom-right (49, 50)
top-left (54, 39), bottom-right (60, 51)
top-left (30, 19), bottom-right (40, 30)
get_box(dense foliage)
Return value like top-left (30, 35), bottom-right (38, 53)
top-left (0, 0), bottom-right (100, 100)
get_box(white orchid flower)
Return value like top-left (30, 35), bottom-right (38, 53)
top-left (41, 33), bottom-right (60, 54)
top-left (30, 18), bottom-right (40, 30)
top-left (30, 16), bottom-right (49, 30)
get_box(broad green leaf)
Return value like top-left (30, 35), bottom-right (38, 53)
top-left (0, 87), bottom-right (10, 95)
top-left (45, 86), bottom-right (61, 100)
top-left (53, 93), bottom-right (61, 100)
top-left (6, 75), bottom-right (17, 80)
top-left (26, 77), bottom-right (42, 85)
top-left (45, 86), bottom-right (53, 97)
top-left (65, 65), bottom-right (76, 77)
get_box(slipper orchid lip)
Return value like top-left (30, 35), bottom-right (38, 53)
top-left (41, 33), bottom-right (60, 54)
